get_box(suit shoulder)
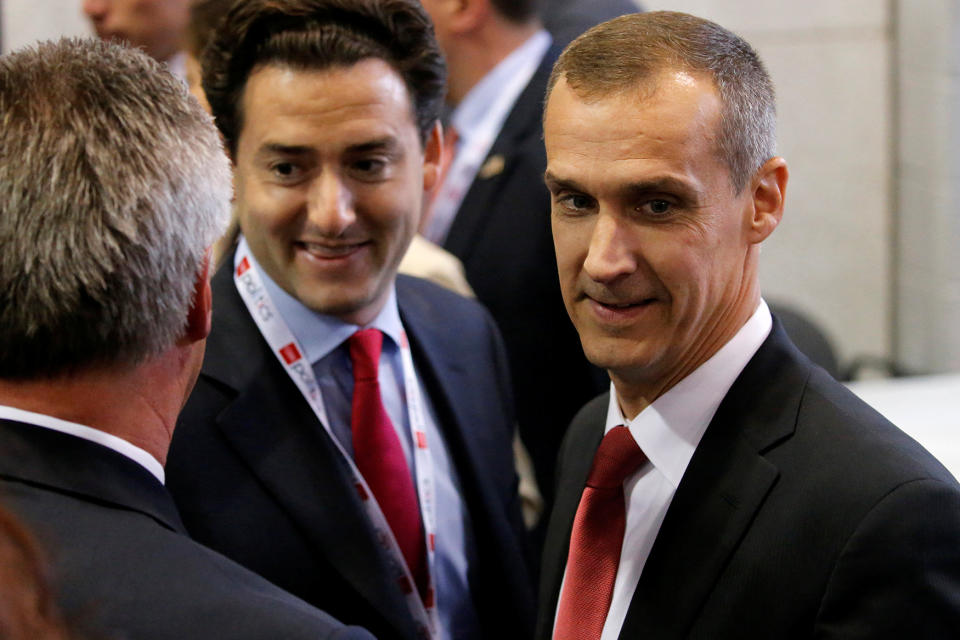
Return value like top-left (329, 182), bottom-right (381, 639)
top-left (797, 367), bottom-right (957, 486)
top-left (6, 483), bottom-right (371, 639)
top-left (397, 274), bottom-right (496, 329)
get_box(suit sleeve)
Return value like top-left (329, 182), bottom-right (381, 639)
top-left (814, 477), bottom-right (960, 638)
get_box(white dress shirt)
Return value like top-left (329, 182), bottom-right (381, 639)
top-left (0, 404), bottom-right (165, 484)
top-left (245, 241), bottom-right (481, 640)
top-left (423, 29), bottom-right (552, 244)
top-left (555, 300), bottom-right (773, 640)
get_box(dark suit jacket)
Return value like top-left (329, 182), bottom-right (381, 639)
top-left (0, 418), bottom-right (371, 640)
top-left (443, 46), bottom-right (607, 509)
top-left (540, 0), bottom-right (641, 45)
top-left (537, 322), bottom-right (960, 638)
top-left (166, 265), bottom-right (534, 640)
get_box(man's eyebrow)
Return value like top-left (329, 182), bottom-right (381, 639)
top-left (345, 136), bottom-right (400, 154)
top-left (544, 172), bottom-right (699, 199)
top-left (257, 143), bottom-right (313, 157)
top-left (543, 171), bottom-right (583, 192)
top-left (254, 137), bottom-right (401, 158)
top-left (623, 176), bottom-right (699, 198)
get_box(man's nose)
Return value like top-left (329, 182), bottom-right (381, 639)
top-left (583, 212), bottom-right (638, 283)
top-left (83, 0), bottom-right (109, 20)
top-left (306, 172), bottom-right (356, 235)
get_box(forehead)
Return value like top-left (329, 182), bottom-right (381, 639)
top-left (544, 72), bottom-right (727, 188)
top-left (238, 59), bottom-right (418, 150)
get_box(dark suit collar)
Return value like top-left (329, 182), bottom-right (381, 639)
top-left (203, 256), bottom-right (270, 391)
top-left (0, 418), bottom-right (185, 534)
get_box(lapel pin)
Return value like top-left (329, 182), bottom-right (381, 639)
top-left (478, 154), bottom-right (505, 179)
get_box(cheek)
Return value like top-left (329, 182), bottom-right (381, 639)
top-left (366, 179), bottom-right (421, 233)
top-left (552, 221), bottom-right (588, 273)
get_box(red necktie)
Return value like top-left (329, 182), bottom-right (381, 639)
top-left (553, 426), bottom-right (647, 640)
top-left (349, 328), bottom-right (428, 599)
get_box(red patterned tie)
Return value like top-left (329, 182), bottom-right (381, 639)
top-left (349, 328), bottom-right (427, 599)
top-left (553, 425), bottom-right (647, 640)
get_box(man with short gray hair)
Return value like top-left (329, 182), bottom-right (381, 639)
top-left (0, 36), bottom-right (371, 640)
top-left (538, 12), bottom-right (960, 639)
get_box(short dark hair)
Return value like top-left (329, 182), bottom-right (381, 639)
top-left (203, 0), bottom-right (446, 156)
top-left (548, 11), bottom-right (776, 193)
top-left (490, 0), bottom-right (539, 24)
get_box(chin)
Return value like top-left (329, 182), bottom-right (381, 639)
top-left (306, 289), bottom-right (385, 325)
top-left (581, 335), bottom-right (660, 374)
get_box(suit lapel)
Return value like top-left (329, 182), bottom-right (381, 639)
top-left (396, 280), bottom-right (500, 528)
top-left (396, 277), bottom-right (534, 629)
top-left (619, 323), bottom-right (808, 637)
top-left (443, 47), bottom-right (559, 263)
top-left (203, 265), bottom-right (418, 639)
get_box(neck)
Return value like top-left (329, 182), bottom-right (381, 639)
top-left (612, 271), bottom-right (762, 419)
top-left (0, 346), bottom-right (198, 466)
top-left (446, 20), bottom-right (541, 105)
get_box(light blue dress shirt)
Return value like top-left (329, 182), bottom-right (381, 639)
top-left (244, 241), bottom-right (481, 639)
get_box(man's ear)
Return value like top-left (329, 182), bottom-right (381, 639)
top-left (746, 156), bottom-right (788, 244)
top-left (422, 120), bottom-right (444, 193)
top-left (442, 0), bottom-right (487, 34)
top-left (182, 251), bottom-right (213, 345)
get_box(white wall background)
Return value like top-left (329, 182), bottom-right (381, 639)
top-left (3, 0), bottom-right (959, 376)
top-left (644, 0), bottom-right (895, 374)
top-left (2, 1), bottom-right (91, 52)
top-left (895, 0), bottom-right (960, 374)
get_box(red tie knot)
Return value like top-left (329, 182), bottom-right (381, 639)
top-left (349, 328), bottom-right (382, 382)
top-left (586, 425), bottom-right (646, 490)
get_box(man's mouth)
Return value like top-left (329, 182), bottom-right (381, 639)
top-left (295, 240), bottom-right (368, 259)
top-left (589, 297), bottom-right (655, 310)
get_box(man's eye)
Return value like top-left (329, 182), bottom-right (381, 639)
top-left (271, 162), bottom-right (298, 179)
top-left (645, 199), bottom-right (672, 215)
top-left (558, 193), bottom-right (593, 212)
top-left (352, 158), bottom-right (387, 177)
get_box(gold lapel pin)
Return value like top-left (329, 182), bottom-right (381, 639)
top-left (478, 154), bottom-right (505, 179)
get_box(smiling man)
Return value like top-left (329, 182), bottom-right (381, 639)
top-left (164, 1), bottom-right (534, 639)
top-left (537, 12), bottom-right (960, 640)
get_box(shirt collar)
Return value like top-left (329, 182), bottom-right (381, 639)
top-left (165, 51), bottom-right (188, 83)
top-left (451, 29), bottom-right (552, 139)
top-left (0, 404), bottom-right (165, 484)
top-left (606, 300), bottom-right (773, 487)
top-left (239, 236), bottom-right (404, 363)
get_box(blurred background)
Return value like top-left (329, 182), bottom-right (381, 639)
top-left (2, 2), bottom-right (958, 461)
top-left (5, 0), bottom-right (956, 380)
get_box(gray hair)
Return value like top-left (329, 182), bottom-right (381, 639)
top-left (547, 11), bottom-right (776, 193)
top-left (0, 37), bottom-right (231, 378)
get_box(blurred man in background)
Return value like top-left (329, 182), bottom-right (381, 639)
top-left (83, 0), bottom-right (190, 77)
top-left (420, 0), bottom-right (608, 533)
top-left (540, 0), bottom-right (640, 45)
